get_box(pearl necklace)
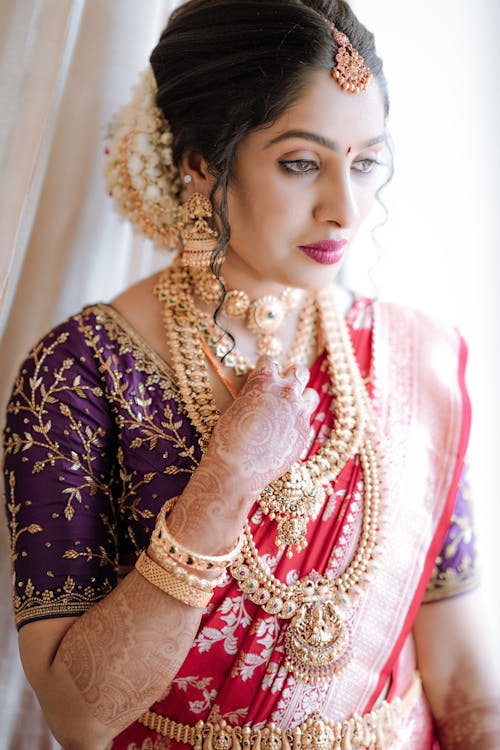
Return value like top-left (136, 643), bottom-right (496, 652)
top-left (231, 439), bottom-right (384, 684)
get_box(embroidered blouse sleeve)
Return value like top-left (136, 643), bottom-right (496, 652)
top-left (3, 317), bottom-right (118, 629)
top-left (423, 461), bottom-right (480, 603)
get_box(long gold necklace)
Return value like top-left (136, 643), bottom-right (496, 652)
top-left (154, 261), bottom-right (387, 685)
top-left (231, 439), bottom-right (383, 684)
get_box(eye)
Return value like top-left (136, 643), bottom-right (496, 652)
top-left (278, 159), bottom-right (320, 175)
top-left (351, 158), bottom-right (381, 175)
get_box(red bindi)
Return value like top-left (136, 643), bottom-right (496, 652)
top-left (346, 146), bottom-right (352, 155)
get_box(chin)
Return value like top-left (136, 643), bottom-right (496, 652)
top-left (283, 264), bottom-right (343, 291)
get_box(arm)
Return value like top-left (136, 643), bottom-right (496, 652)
top-left (413, 589), bottom-right (500, 750)
top-left (18, 358), bottom-right (317, 749)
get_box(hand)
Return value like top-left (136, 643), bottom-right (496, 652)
top-left (204, 356), bottom-right (319, 496)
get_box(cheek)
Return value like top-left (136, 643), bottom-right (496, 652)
top-left (355, 180), bottom-right (379, 223)
top-left (228, 175), bottom-right (297, 241)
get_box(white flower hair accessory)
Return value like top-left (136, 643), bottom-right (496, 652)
top-left (103, 67), bottom-right (187, 251)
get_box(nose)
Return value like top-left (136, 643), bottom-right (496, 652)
top-left (313, 167), bottom-right (359, 229)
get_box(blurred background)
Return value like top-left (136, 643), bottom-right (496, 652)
top-left (1, 1), bottom-right (498, 747)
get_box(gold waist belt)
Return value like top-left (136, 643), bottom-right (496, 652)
top-left (138, 672), bottom-right (422, 750)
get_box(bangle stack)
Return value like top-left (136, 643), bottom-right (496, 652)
top-left (152, 503), bottom-right (244, 571)
top-left (135, 497), bottom-right (244, 608)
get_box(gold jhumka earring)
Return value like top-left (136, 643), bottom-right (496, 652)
top-left (179, 192), bottom-right (218, 268)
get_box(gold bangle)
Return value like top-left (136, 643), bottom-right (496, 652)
top-left (153, 504), bottom-right (243, 572)
top-left (149, 543), bottom-right (227, 589)
top-left (135, 551), bottom-right (214, 608)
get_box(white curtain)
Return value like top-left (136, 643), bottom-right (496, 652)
top-left (0, 2), bottom-right (179, 747)
top-left (1, 1), bottom-right (499, 747)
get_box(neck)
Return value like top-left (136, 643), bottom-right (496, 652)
top-left (220, 248), bottom-right (299, 299)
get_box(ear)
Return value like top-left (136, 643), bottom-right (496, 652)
top-left (179, 150), bottom-right (215, 196)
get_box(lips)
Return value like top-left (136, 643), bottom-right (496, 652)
top-left (298, 239), bottom-right (348, 265)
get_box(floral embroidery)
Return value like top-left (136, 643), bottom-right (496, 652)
top-left (195, 594), bottom-right (252, 655)
top-left (172, 676), bottom-right (217, 715)
top-left (231, 616), bottom-right (283, 681)
top-left (3, 305), bottom-right (200, 628)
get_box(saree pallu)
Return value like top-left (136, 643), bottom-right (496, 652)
top-left (3, 298), bottom-right (470, 750)
top-left (112, 300), bottom-right (470, 750)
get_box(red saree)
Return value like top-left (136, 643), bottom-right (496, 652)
top-left (112, 296), bottom-right (470, 750)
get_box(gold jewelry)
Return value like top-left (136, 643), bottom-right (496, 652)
top-left (154, 260), bottom-right (387, 683)
top-left (232, 440), bottom-right (384, 684)
top-left (195, 293), bottom-right (318, 377)
top-left (180, 193), bottom-right (218, 268)
top-left (331, 26), bottom-right (372, 93)
top-left (191, 268), bottom-right (304, 358)
top-left (257, 288), bottom-right (377, 556)
top-left (138, 671), bottom-right (422, 749)
top-left (135, 551), bottom-right (215, 608)
top-left (151, 503), bottom-right (243, 571)
top-left (155, 262), bottom-right (376, 553)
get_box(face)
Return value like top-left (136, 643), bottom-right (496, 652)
top-left (223, 69), bottom-right (387, 291)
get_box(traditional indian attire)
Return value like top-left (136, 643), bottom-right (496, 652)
top-left (3, 296), bottom-right (478, 749)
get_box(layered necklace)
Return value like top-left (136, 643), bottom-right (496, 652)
top-left (154, 260), bottom-right (387, 685)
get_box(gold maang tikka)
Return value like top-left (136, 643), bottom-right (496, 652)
top-left (331, 25), bottom-right (372, 93)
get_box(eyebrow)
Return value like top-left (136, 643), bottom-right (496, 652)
top-left (265, 129), bottom-right (386, 152)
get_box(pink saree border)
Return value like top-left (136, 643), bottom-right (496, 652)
top-left (365, 305), bottom-right (471, 712)
top-left (368, 329), bottom-right (471, 711)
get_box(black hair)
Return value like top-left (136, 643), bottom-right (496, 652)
top-left (150, 0), bottom-right (389, 277)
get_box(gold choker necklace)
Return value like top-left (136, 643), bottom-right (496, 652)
top-left (191, 267), bottom-right (304, 359)
top-left (195, 296), bottom-right (318, 377)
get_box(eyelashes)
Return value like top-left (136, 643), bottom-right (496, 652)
top-left (278, 159), bottom-right (319, 175)
top-left (351, 158), bottom-right (382, 174)
top-left (278, 158), bottom-right (382, 177)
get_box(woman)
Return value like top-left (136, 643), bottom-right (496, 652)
top-left (3, 1), bottom-right (499, 748)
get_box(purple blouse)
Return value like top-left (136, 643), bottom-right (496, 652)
top-left (3, 304), bottom-right (479, 630)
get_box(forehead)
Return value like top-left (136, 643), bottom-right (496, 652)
top-left (257, 69), bottom-right (386, 148)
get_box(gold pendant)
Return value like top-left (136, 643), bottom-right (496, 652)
top-left (284, 596), bottom-right (352, 685)
top-left (259, 465), bottom-right (326, 556)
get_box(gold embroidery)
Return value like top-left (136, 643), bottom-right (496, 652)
top-left (4, 305), bottom-right (200, 627)
top-left (14, 576), bottom-right (114, 628)
top-left (6, 471), bottom-right (43, 562)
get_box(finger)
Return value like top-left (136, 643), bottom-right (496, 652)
top-left (254, 355), bottom-right (280, 374)
top-left (282, 363), bottom-right (310, 390)
top-left (245, 355), bottom-right (280, 385)
top-left (302, 387), bottom-right (320, 413)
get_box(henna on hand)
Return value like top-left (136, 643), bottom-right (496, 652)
top-left (206, 357), bottom-right (318, 492)
top-left (59, 570), bottom-right (201, 730)
top-left (165, 358), bottom-right (318, 553)
top-left (436, 699), bottom-right (500, 750)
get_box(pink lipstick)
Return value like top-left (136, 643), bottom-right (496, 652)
top-left (298, 240), bottom-right (348, 265)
